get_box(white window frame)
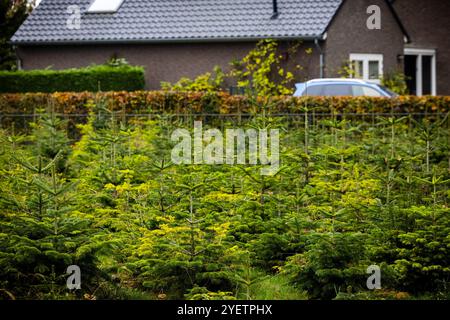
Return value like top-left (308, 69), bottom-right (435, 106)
top-left (349, 53), bottom-right (384, 84)
top-left (404, 48), bottom-right (436, 96)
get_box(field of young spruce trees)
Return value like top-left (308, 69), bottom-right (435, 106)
top-left (0, 96), bottom-right (449, 300)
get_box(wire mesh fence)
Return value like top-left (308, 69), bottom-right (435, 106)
top-left (1, 111), bottom-right (448, 137)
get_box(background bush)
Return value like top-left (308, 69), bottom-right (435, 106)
top-left (0, 65), bottom-right (145, 93)
top-left (0, 91), bottom-right (448, 115)
top-left (0, 92), bottom-right (448, 140)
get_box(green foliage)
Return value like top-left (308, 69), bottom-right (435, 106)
top-left (106, 56), bottom-right (131, 68)
top-left (247, 274), bottom-right (308, 300)
top-left (29, 110), bottom-right (72, 171)
top-left (0, 113), bottom-right (109, 299)
top-left (0, 96), bottom-right (449, 300)
top-left (382, 73), bottom-right (409, 95)
top-left (1, 93), bottom-right (449, 133)
top-left (284, 233), bottom-right (369, 299)
top-left (0, 64), bottom-right (145, 93)
top-left (337, 60), bottom-right (357, 79)
top-left (161, 66), bottom-right (225, 93)
top-left (394, 205), bottom-right (450, 293)
top-left (0, 0), bottom-right (31, 70)
top-left (160, 39), bottom-right (304, 96)
top-left (229, 39), bottom-right (301, 96)
top-left (185, 286), bottom-right (236, 300)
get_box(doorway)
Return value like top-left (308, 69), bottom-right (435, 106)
top-left (404, 49), bottom-right (436, 96)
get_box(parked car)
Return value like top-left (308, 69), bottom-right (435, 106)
top-left (294, 79), bottom-right (398, 98)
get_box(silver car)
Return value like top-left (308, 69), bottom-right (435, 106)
top-left (294, 79), bottom-right (398, 97)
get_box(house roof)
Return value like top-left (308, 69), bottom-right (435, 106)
top-left (11, 0), bottom-right (343, 45)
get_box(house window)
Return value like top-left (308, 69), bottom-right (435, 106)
top-left (87, 0), bottom-right (124, 13)
top-left (353, 60), bottom-right (363, 79)
top-left (349, 54), bottom-right (383, 83)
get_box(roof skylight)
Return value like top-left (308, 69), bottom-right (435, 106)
top-left (87, 0), bottom-right (124, 13)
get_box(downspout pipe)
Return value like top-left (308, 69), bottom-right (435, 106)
top-left (314, 38), bottom-right (324, 78)
top-left (12, 45), bottom-right (22, 70)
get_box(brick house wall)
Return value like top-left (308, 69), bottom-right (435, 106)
top-left (17, 41), bottom-right (320, 90)
top-left (392, 0), bottom-right (450, 95)
top-left (324, 0), bottom-right (405, 79)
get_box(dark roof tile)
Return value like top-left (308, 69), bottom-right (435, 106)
top-left (11, 0), bottom-right (342, 44)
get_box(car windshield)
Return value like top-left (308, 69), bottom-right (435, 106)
top-left (376, 85), bottom-right (399, 97)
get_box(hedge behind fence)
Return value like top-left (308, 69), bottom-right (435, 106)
top-left (0, 65), bottom-right (145, 93)
top-left (1, 91), bottom-right (448, 138)
top-left (0, 91), bottom-right (449, 115)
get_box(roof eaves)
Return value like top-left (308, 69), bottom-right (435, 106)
top-left (320, 0), bottom-right (410, 42)
top-left (384, 0), bottom-right (410, 43)
top-left (10, 35), bottom-right (325, 46)
top-left (320, 0), bottom-right (345, 36)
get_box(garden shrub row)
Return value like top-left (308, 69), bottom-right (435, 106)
top-left (0, 65), bottom-right (145, 93)
top-left (0, 91), bottom-right (449, 116)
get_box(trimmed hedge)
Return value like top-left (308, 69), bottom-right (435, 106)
top-left (0, 91), bottom-right (448, 115)
top-left (0, 65), bottom-right (145, 93)
top-left (0, 92), bottom-right (448, 138)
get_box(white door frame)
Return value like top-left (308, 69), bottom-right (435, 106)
top-left (404, 48), bottom-right (436, 96)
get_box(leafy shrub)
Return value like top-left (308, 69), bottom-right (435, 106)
top-left (0, 92), bottom-right (448, 116)
top-left (0, 64), bottom-right (145, 93)
top-left (229, 39), bottom-right (302, 96)
top-left (382, 73), bottom-right (409, 95)
top-left (161, 39), bottom-right (305, 96)
top-left (161, 66), bottom-right (225, 93)
top-left (0, 0), bottom-right (30, 71)
top-left (0, 92), bottom-right (448, 140)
